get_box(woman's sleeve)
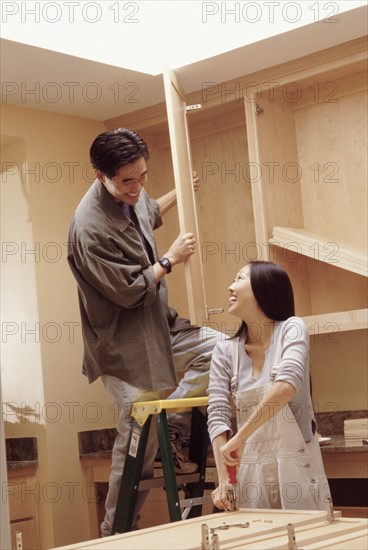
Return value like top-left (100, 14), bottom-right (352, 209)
top-left (207, 340), bottom-right (234, 443)
top-left (274, 317), bottom-right (309, 393)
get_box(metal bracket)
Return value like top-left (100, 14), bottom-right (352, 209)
top-left (210, 522), bottom-right (249, 533)
top-left (186, 104), bottom-right (202, 111)
top-left (211, 534), bottom-right (220, 550)
top-left (201, 522), bottom-right (249, 550)
top-left (201, 524), bottom-right (210, 550)
top-left (255, 103), bottom-right (264, 116)
top-left (326, 496), bottom-right (339, 523)
top-left (287, 523), bottom-right (297, 550)
top-left (207, 306), bottom-right (225, 316)
top-left (181, 496), bottom-right (207, 520)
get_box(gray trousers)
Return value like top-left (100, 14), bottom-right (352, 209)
top-left (100, 326), bottom-right (223, 536)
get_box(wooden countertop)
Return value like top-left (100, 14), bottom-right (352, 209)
top-left (318, 435), bottom-right (368, 453)
top-left (7, 460), bottom-right (38, 470)
top-left (79, 435), bottom-right (367, 463)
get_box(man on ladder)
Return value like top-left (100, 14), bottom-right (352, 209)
top-left (67, 128), bottom-right (222, 536)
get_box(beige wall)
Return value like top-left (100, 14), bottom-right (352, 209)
top-left (1, 104), bottom-right (117, 548)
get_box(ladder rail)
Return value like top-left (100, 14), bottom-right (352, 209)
top-left (112, 398), bottom-right (209, 533)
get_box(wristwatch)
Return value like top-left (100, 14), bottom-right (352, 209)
top-left (158, 257), bottom-right (172, 274)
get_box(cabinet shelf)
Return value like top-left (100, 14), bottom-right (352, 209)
top-left (303, 309), bottom-right (368, 335)
top-left (270, 227), bottom-right (367, 277)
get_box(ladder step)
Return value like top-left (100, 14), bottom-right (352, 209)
top-left (180, 495), bottom-right (209, 508)
top-left (139, 473), bottom-right (201, 491)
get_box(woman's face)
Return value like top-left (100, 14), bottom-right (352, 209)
top-left (228, 265), bottom-right (259, 319)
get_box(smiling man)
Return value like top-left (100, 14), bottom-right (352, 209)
top-left (67, 128), bottom-right (221, 536)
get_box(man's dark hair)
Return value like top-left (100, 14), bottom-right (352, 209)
top-left (234, 261), bottom-right (295, 339)
top-left (89, 128), bottom-right (149, 178)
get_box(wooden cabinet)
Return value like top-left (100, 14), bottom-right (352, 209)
top-left (7, 467), bottom-right (40, 550)
top-left (81, 458), bottom-right (214, 537)
top-left (322, 449), bottom-right (368, 519)
top-left (105, 37), bottom-right (367, 337)
top-left (243, 44), bottom-right (367, 328)
top-left (106, 87), bottom-right (255, 333)
top-left (102, 35), bottom-right (367, 530)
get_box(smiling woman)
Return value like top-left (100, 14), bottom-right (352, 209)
top-left (228, 263), bottom-right (295, 335)
top-left (207, 261), bottom-right (330, 512)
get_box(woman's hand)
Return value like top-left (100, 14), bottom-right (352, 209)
top-left (211, 434), bottom-right (245, 511)
top-left (219, 433), bottom-right (245, 467)
top-left (211, 480), bottom-right (235, 511)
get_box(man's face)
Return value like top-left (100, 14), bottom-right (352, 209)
top-left (96, 156), bottom-right (148, 205)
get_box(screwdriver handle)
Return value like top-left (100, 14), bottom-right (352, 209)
top-left (227, 451), bottom-right (237, 484)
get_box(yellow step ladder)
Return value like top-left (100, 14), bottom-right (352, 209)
top-left (112, 397), bottom-right (209, 534)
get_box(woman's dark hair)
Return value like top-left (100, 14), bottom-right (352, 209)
top-left (89, 128), bottom-right (149, 178)
top-left (234, 261), bottom-right (295, 339)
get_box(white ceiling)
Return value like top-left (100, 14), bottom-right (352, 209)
top-left (1, 4), bottom-right (367, 122)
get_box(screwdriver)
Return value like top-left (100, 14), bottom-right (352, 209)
top-left (226, 451), bottom-right (238, 511)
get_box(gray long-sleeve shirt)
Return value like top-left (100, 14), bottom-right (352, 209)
top-left (67, 180), bottom-right (190, 390)
top-left (207, 317), bottom-right (317, 443)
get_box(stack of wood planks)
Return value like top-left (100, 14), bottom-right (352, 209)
top-left (344, 418), bottom-right (368, 446)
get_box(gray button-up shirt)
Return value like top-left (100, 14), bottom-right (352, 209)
top-left (68, 180), bottom-right (189, 391)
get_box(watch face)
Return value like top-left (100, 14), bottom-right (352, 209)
top-left (160, 257), bottom-right (172, 273)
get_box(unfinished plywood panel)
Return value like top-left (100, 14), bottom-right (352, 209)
top-left (141, 129), bottom-right (191, 320)
top-left (267, 248), bottom-right (312, 316)
top-left (163, 68), bottom-right (208, 326)
top-left (303, 309), bottom-right (368, 334)
top-left (245, 57), bottom-right (367, 328)
top-left (244, 88), bottom-right (305, 253)
top-left (271, 244), bottom-right (367, 318)
top-left (309, 328), bottom-right (368, 412)
top-left (270, 227), bottom-right (366, 276)
top-left (305, 259), bottom-right (367, 315)
top-left (53, 509), bottom-right (368, 549)
top-left (189, 107), bottom-right (254, 334)
top-left (294, 88), bottom-right (367, 250)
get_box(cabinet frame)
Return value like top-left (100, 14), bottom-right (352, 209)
top-left (105, 37), bottom-right (367, 335)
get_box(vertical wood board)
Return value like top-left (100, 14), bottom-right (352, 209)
top-left (244, 90), bottom-right (305, 253)
top-left (163, 68), bottom-right (208, 325)
top-left (190, 121), bottom-right (255, 334)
